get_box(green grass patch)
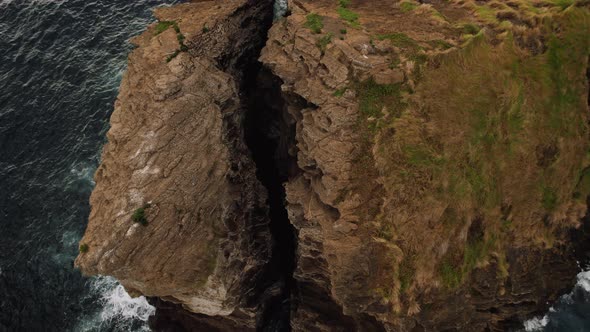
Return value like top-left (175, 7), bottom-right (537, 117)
top-left (429, 39), bottom-right (454, 50)
top-left (155, 21), bottom-right (177, 35)
top-left (501, 218), bottom-right (514, 232)
top-left (166, 50), bottom-right (180, 62)
top-left (79, 243), bottom-right (89, 253)
top-left (339, 0), bottom-right (351, 7)
top-left (389, 55), bottom-right (401, 69)
top-left (305, 13), bottom-right (324, 34)
top-left (541, 185), bottom-right (558, 211)
top-left (439, 235), bottom-right (496, 288)
top-left (461, 23), bottom-right (481, 35)
top-left (376, 223), bottom-right (394, 241)
top-left (440, 260), bottom-right (461, 288)
top-left (410, 52), bottom-right (429, 67)
top-left (399, 255), bottom-right (416, 293)
top-left (474, 5), bottom-right (500, 24)
top-left (377, 33), bottom-right (420, 50)
top-left (338, 6), bottom-right (361, 27)
top-left (401, 1), bottom-right (418, 12)
top-left (132, 206), bottom-right (149, 225)
top-left (317, 33), bottom-right (333, 55)
top-left (356, 79), bottom-right (405, 124)
top-left (543, 26), bottom-right (589, 134)
top-left (469, 106), bottom-right (499, 147)
top-left (333, 87), bottom-right (348, 97)
top-left (155, 20), bottom-right (189, 62)
top-left (507, 85), bottom-right (525, 135)
top-left (355, 79), bottom-right (407, 133)
top-left (552, 0), bottom-right (575, 10)
top-left (430, 8), bottom-right (447, 22)
top-left (463, 236), bottom-right (495, 275)
top-left (403, 145), bottom-right (443, 168)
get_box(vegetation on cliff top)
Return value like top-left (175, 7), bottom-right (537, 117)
top-left (361, 5), bottom-right (590, 296)
top-left (271, 0), bottom-right (588, 317)
top-left (337, 0), bottom-right (361, 28)
top-left (305, 13), bottom-right (324, 34)
top-left (154, 20), bottom-right (189, 62)
top-left (154, 20), bottom-right (177, 35)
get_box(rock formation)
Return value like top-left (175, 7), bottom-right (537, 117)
top-left (259, 0), bottom-right (590, 330)
top-left (75, 1), bottom-right (278, 329)
top-left (77, 0), bottom-right (590, 331)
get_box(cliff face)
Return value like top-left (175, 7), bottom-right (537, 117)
top-left (77, 0), bottom-right (590, 331)
top-left (75, 1), bottom-right (277, 329)
top-left (261, 0), bottom-right (590, 330)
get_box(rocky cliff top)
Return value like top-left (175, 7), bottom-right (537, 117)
top-left (262, 0), bottom-right (590, 329)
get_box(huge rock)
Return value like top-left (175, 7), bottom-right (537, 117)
top-left (260, 0), bottom-right (590, 330)
top-left (75, 0), bottom-right (275, 328)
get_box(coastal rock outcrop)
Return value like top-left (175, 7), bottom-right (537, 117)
top-left (75, 0), bottom-right (276, 329)
top-left (76, 0), bottom-right (590, 331)
top-left (260, 0), bottom-right (590, 330)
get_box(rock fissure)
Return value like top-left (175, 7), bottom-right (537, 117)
top-left (234, 4), bottom-right (300, 331)
top-left (142, 1), bottom-right (302, 329)
top-left (243, 67), bottom-right (299, 331)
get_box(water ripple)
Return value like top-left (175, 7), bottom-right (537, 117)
top-left (0, 0), bottom-right (180, 331)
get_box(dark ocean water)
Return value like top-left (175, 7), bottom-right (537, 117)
top-left (0, 0), bottom-right (179, 331)
top-left (0, 0), bottom-right (587, 331)
top-left (521, 270), bottom-right (590, 332)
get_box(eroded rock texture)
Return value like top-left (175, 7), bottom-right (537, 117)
top-left (260, 0), bottom-right (590, 331)
top-left (75, 0), bottom-right (275, 329)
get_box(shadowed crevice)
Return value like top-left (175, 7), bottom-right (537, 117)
top-left (243, 65), bottom-right (299, 332)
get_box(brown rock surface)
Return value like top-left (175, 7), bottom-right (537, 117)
top-left (260, 0), bottom-right (590, 330)
top-left (75, 0), bottom-right (275, 328)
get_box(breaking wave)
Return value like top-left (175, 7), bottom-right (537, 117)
top-left (523, 269), bottom-right (590, 331)
top-left (0, 0), bottom-right (180, 331)
top-left (273, 0), bottom-right (288, 19)
top-left (74, 276), bottom-right (155, 332)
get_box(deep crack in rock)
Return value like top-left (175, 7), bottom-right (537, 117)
top-left (147, 2), bottom-right (299, 331)
top-left (244, 67), bottom-right (299, 332)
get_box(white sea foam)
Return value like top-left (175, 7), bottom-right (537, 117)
top-left (524, 315), bottom-right (549, 331)
top-left (576, 270), bottom-right (590, 292)
top-left (273, 0), bottom-right (288, 19)
top-left (74, 276), bottom-right (155, 331)
top-left (92, 276), bottom-right (155, 322)
top-left (69, 162), bottom-right (96, 186)
top-left (523, 268), bottom-right (590, 331)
